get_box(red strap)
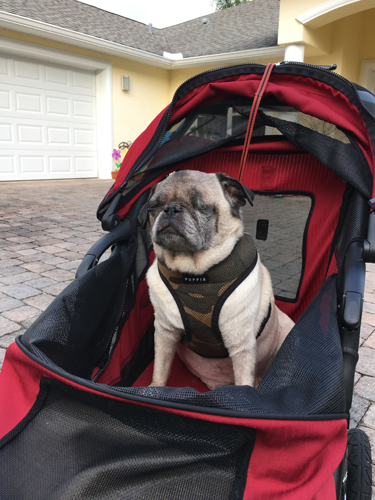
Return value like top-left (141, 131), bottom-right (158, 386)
top-left (238, 63), bottom-right (275, 181)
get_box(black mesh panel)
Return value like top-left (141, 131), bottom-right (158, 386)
top-left (0, 379), bottom-right (254, 500)
top-left (20, 243), bottom-right (137, 379)
top-left (104, 275), bottom-right (346, 416)
top-left (334, 189), bottom-right (370, 298)
top-left (257, 111), bottom-right (373, 199)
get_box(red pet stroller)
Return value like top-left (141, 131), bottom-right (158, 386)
top-left (1, 62), bottom-right (374, 499)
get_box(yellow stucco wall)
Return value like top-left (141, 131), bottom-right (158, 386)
top-left (304, 8), bottom-right (375, 84)
top-left (278, 0), bottom-right (375, 85)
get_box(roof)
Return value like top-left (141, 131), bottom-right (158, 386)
top-left (164, 0), bottom-right (280, 58)
top-left (0, 0), bottom-right (169, 55)
top-left (0, 0), bottom-right (280, 58)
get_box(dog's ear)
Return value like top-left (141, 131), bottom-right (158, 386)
top-left (138, 185), bottom-right (156, 229)
top-left (216, 173), bottom-right (254, 208)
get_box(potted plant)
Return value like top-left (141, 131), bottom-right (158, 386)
top-left (111, 141), bottom-right (132, 179)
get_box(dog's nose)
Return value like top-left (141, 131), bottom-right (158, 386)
top-left (163, 203), bottom-right (183, 217)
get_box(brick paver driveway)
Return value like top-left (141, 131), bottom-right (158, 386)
top-left (1, 178), bottom-right (375, 493)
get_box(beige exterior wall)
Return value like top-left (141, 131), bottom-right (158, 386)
top-left (279, 0), bottom-right (375, 85)
top-left (110, 57), bottom-right (169, 147)
top-left (0, 28), bottom-right (170, 153)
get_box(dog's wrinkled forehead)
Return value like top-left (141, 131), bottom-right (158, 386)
top-left (153, 170), bottom-right (219, 204)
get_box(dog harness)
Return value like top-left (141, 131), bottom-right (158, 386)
top-left (158, 233), bottom-right (272, 358)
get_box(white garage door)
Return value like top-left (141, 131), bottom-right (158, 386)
top-left (0, 54), bottom-right (98, 181)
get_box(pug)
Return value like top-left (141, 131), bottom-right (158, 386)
top-left (141, 170), bottom-right (294, 390)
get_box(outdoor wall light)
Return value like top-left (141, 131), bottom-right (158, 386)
top-left (122, 75), bottom-right (130, 91)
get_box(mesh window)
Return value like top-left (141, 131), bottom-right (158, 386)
top-left (0, 379), bottom-right (254, 500)
top-left (115, 97), bottom-right (369, 212)
top-left (243, 193), bottom-right (313, 301)
top-left (128, 99), bottom-right (352, 182)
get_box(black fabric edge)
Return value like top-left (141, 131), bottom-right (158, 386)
top-left (212, 253), bottom-right (258, 340)
top-left (15, 338), bottom-right (347, 422)
top-left (0, 378), bottom-right (49, 449)
top-left (230, 428), bottom-right (256, 500)
top-left (84, 239), bottom-right (139, 380)
top-left (325, 185), bottom-right (354, 279)
top-left (116, 322), bottom-right (155, 388)
top-left (256, 302), bottom-right (272, 339)
top-left (158, 265), bottom-right (193, 342)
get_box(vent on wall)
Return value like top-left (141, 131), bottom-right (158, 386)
top-left (122, 75), bottom-right (130, 91)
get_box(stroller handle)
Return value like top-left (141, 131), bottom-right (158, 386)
top-left (75, 218), bottom-right (131, 279)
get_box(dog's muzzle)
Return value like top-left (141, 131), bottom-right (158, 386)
top-left (163, 203), bottom-right (183, 218)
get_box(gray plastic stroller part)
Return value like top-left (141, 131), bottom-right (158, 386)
top-left (76, 190), bottom-right (150, 278)
top-left (75, 218), bottom-right (131, 279)
top-left (357, 90), bottom-right (375, 120)
top-left (363, 211), bottom-right (375, 262)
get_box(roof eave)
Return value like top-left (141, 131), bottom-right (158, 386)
top-left (0, 10), bottom-right (284, 70)
top-left (0, 10), bottom-right (173, 68)
top-left (171, 47), bottom-right (285, 69)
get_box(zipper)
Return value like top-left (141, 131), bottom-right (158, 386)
top-left (91, 278), bottom-right (132, 382)
top-left (92, 277), bottom-right (131, 383)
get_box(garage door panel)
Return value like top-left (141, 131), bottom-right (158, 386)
top-left (0, 84), bottom-right (96, 124)
top-left (0, 120), bottom-right (97, 153)
top-left (1, 150), bottom-right (97, 179)
top-left (1, 118), bottom-right (96, 151)
top-left (45, 65), bottom-right (69, 86)
top-left (0, 123), bottom-right (14, 144)
top-left (47, 127), bottom-right (71, 146)
top-left (49, 156), bottom-right (72, 173)
top-left (20, 155), bottom-right (45, 173)
top-left (0, 155), bottom-right (15, 174)
top-left (14, 59), bottom-right (42, 82)
top-left (16, 92), bottom-right (43, 114)
top-left (0, 56), bottom-right (96, 97)
top-left (0, 89), bottom-right (11, 110)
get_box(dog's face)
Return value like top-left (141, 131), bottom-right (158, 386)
top-left (142, 170), bottom-right (254, 256)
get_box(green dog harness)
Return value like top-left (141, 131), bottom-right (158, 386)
top-left (158, 233), bottom-right (267, 358)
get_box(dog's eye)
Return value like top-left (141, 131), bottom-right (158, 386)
top-left (148, 204), bottom-right (159, 212)
top-left (198, 203), bottom-right (216, 216)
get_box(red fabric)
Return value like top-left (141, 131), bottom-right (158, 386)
top-left (0, 343), bottom-right (347, 500)
top-left (96, 277), bottom-right (154, 386)
top-left (106, 72), bottom-right (374, 204)
top-left (169, 73), bottom-right (375, 181)
top-left (239, 63), bottom-right (275, 180)
top-left (132, 354), bottom-right (209, 392)
top-left (116, 145), bottom-right (344, 321)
